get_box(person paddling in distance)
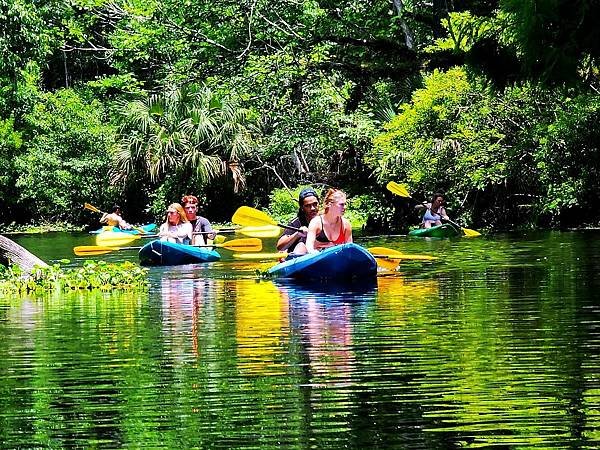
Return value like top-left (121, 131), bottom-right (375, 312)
top-left (276, 188), bottom-right (320, 253)
top-left (181, 194), bottom-right (216, 245)
top-left (159, 203), bottom-right (193, 244)
top-left (304, 188), bottom-right (352, 254)
top-left (100, 205), bottom-right (133, 230)
top-left (415, 192), bottom-right (450, 228)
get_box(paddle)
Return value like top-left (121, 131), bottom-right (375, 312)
top-left (385, 182), bottom-right (481, 237)
top-left (84, 202), bottom-right (106, 215)
top-left (232, 206), bottom-right (301, 231)
top-left (366, 246), bottom-right (438, 270)
top-left (96, 224), bottom-right (279, 247)
top-left (84, 202), bottom-right (148, 234)
top-left (74, 237), bottom-right (263, 256)
top-left (232, 247), bottom-right (437, 264)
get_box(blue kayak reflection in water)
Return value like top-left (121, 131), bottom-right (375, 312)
top-left (274, 279), bottom-right (377, 383)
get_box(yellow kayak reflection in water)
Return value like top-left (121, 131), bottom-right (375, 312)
top-left (235, 280), bottom-right (290, 375)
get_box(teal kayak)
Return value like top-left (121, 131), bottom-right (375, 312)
top-left (408, 223), bottom-right (462, 238)
top-left (267, 243), bottom-right (377, 281)
top-left (90, 224), bottom-right (157, 235)
top-left (138, 240), bottom-right (221, 266)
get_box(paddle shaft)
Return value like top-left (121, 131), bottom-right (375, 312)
top-left (101, 243), bottom-right (227, 251)
top-left (278, 223), bottom-right (301, 232)
top-left (140, 230), bottom-right (233, 239)
top-left (84, 203), bottom-right (107, 215)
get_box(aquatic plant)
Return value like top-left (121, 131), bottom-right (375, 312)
top-left (0, 260), bottom-right (148, 295)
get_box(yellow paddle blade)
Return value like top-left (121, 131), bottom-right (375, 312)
top-left (84, 202), bottom-right (103, 214)
top-left (96, 232), bottom-right (141, 247)
top-left (232, 206), bottom-right (277, 227)
top-left (237, 225), bottom-right (281, 238)
top-left (462, 227), bottom-right (481, 237)
top-left (214, 234), bottom-right (227, 244)
top-left (233, 252), bottom-right (288, 260)
top-left (74, 245), bottom-right (117, 256)
top-left (386, 181), bottom-right (411, 198)
top-left (371, 255), bottom-right (400, 271)
top-left (218, 238), bottom-right (262, 252)
top-left (368, 247), bottom-right (438, 261)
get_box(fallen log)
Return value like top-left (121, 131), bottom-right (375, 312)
top-left (0, 234), bottom-right (48, 275)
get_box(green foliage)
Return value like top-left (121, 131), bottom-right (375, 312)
top-left (533, 94), bottom-right (600, 216)
top-left (500, 0), bottom-right (600, 83)
top-left (367, 66), bottom-right (600, 228)
top-left (113, 83), bottom-right (256, 193)
top-left (343, 194), bottom-right (378, 229)
top-left (12, 88), bottom-right (117, 224)
top-left (1, 0), bottom-right (600, 231)
top-left (0, 0), bottom-right (54, 81)
top-left (427, 11), bottom-right (496, 53)
top-left (367, 67), bottom-right (471, 183)
top-left (0, 260), bottom-right (148, 295)
top-left (0, 117), bottom-right (22, 213)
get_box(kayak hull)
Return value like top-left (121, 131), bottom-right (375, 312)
top-left (138, 240), bottom-right (221, 266)
top-left (90, 224), bottom-right (157, 235)
top-left (267, 243), bottom-right (377, 281)
top-left (408, 223), bottom-right (462, 238)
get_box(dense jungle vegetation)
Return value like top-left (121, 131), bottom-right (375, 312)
top-left (1, 0), bottom-right (599, 232)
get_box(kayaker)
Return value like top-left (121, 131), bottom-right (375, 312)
top-left (159, 203), bottom-right (193, 244)
top-left (100, 205), bottom-right (133, 230)
top-left (276, 188), bottom-right (320, 253)
top-left (415, 192), bottom-right (450, 228)
top-left (181, 194), bottom-right (215, 245)
top-left (304, 188), bottom-right (352, 254)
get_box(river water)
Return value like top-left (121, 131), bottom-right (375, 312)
top-left (1, 231), bottom-right (600, 448)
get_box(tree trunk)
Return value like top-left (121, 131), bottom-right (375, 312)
top-left (392, 0), bottom-right (415, 50)
top-left (0, 235), bottom-right (49, 275)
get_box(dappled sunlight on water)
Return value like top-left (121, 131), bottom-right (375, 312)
top-left (2, 231), bottom-right (600, 447)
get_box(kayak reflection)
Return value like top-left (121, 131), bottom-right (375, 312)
top-left (275, 280), bottom-right (377, 384)
top-left (235, 280), bottom-right (290, 375)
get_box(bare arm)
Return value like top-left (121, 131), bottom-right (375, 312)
top-left (158, 223), bottom-right (170, 239)
top-left (305, 218), bottom-right (320, 253)
top-left (439, 207), bottom-right (449, 220)
top-left (180, 222), bottom-right (193, 242)
top-left (344, 218), bottom-right (353, 243)
top-left (276, 227), bottom-right (308, 251)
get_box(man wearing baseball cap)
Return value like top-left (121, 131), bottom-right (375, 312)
top-left (276, 188), bottom-right (320, 253)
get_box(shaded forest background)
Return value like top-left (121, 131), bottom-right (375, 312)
top-left (1, 0), bottom-right (599, 231)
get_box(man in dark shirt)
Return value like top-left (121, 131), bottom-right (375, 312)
top-left (182, 195), bottom-right (216, 245)
top-left (276, 188), bottom-right (320, 253)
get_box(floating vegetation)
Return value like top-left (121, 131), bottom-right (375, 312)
top-left (0, 260), bottom-right (149, 295)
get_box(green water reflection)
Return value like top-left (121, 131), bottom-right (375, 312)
top-left (1, 231), bottom-right (600, 447)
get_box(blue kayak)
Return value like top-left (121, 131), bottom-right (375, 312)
top-left (267, 243), bottom-right (377, 281)
top-left (138, 240), bottom-right (221, 266)
top-left (90, 224), bottom-right (157, 235)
